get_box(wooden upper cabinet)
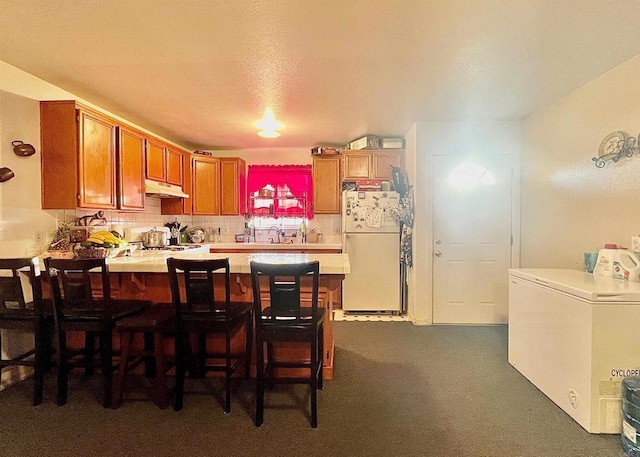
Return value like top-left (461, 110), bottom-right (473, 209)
top-left (219, 158), bottom-right (246, 215)
top-left (192, 156), bottom-right (220, 215)
top-left (342, 149), bottom-right (404, 181)
top-left (313, 155), bottom-right (341, 214)
top-left (166, 147), bottom-right (183, 186)
top-left (145, 139), bottom-right (183, 188)
top-left (78, 110), bottom-right (117, 209)
top-left (146, 138), bottom-right (166, 182)
top-left (372, 150), bottom-right (403, 180)
top-left (342, 152), bottom-right (371, 180)
top-left (161, 151), bottom-right (192, 215)
top-left (117, 126), bottom-right (146, 211)
top-left (41, 101), bottom-right (117, 210)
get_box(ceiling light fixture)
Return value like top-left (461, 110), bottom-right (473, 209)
top-left (255, 108), bottom-right (283, 138)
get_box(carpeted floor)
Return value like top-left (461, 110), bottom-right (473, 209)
top-left (0, 323), bottom-right (628, 456)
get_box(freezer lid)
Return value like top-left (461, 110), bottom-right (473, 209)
top-left (509, 268), bottom-right (640, 302)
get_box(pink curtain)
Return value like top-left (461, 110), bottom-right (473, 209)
top-left (247, 165), bottom-right (314, 219)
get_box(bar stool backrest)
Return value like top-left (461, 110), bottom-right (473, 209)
top-left (250, 261), bottom-right (320, 328)
top-left (44, 258), bottom-right (112, 319)
top-left (0, 257), bottom-right (42, 314)
top-left (166, 257), bottom-right (231, 316)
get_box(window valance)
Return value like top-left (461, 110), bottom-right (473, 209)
top-left (247, 165), bottom-right (313, 219)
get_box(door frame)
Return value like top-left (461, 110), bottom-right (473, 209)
top-left (428, 152), bottom-right (521, 324)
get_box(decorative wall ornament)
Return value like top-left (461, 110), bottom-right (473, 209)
top-left (592, 131), bottom-right (639, 168)
top-left (0, 167), bottom-right (14, 182)
top-left (11, 140), bottom-right (36, 157)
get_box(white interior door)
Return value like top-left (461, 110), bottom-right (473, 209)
top-left (432, 155), bottom-right (512, 324)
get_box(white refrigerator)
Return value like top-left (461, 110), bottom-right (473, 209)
top-left (509, 268), bottom-right (640, 434)
top-left (342, 191), bottom-right (400, 312)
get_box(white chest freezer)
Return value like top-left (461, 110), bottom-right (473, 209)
top-left (508, 268), bottom-right (640, 434)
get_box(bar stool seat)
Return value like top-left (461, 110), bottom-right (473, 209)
top-left (112, 304), bottom-right (174, 409)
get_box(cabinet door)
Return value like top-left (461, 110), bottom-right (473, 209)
top-left (342, 152), bottom-right (371, 180)
top-left (78, 110), bottom-right (117, 209)
top-left (40, 101), bottom-right (79, 209)
top-left (166, 147), bottom-right (183, 186)
top-left (313, 156), bottom-right (341, 214)
top-left (372, 150), bottom-right (403, 180)
top-left (192, 156), bottom-right (220, 215)
top-left (117, 126), bottom-right (146, 211)
top-left (220, 158), bottom-right (246, 215)
top-left (146, 138), bottom-right (166, 182)
top-left (161, 151), bottom-right (192, 215)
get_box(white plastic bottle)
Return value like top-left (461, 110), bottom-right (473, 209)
top-left (593, 248), bottom-right (617, 277)
top-left (614, 250), bottom-right (640, 282)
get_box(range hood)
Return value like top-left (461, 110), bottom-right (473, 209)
top-left (144, 179), bottom-right (189, 198)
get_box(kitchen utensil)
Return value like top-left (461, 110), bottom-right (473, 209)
top-left (0, 167), bottom-right (15, 182)
top-left (258, 187), bottom-right (274, 198)
top-left (12, 141), bottom-right (36, 157)
top-left (188, 227), bottom-right (206, 244)
top-left (141, 227), bottom-right (167, 248)
top-left (169, 227), bottom-right (179, 245)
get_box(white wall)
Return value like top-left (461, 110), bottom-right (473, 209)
top-left (407, 121), bottom-right (521, 325)
top-left (0, 91), bottom-right (58, 257)
top-left (521, 54), bottom-right (640, 268)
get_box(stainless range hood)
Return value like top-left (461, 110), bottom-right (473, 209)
top-left (145, 179), bottom-right (189, 198)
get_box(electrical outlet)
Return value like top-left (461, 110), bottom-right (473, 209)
top-left (331, 227), bottom-right (340, 235)
top-left (35, 231), bottom-right (44, 245)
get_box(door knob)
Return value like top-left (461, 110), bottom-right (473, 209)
top-left (435, 239), bottom-right (441, 245)
top-left (434, 251), bottom-right (442, 257)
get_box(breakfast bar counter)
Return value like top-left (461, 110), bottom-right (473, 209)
top-left (108, 251), bottom-right (350, 379)
top-left (107, 251), bottom-right (349, 275)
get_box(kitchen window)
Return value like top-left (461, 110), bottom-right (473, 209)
top-left (247, 165), bottom-right (313, 219)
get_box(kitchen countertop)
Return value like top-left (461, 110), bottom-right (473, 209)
top-left (207, 242), bottom-right (342, 251)
top-left (107, 251), bottom-right (350, 274)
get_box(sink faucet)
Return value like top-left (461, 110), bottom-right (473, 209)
top-left (268, 226), bottom-right (283, 243)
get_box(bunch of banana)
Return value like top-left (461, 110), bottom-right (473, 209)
top-left (81, 230), bottom-right (126, 249)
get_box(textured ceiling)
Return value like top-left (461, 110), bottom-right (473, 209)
top-left (1, 0), bottom-right (640, 151)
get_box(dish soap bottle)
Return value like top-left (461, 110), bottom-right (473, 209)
top-left (299, 220), bottom-right (307, 244)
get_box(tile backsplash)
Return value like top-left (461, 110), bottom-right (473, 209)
top-left (55, 198), bottom-right (342, 245)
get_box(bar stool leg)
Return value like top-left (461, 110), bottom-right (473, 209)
top-left (112, 331), bottom-right (132, 409)
top-left (153, 332), bottom-right (170, 409)
top-left (100, 331), bottom-right (113, 408)
top-left (255, 339), bottom-right (264, 427)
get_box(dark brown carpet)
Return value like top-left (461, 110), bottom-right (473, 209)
top-left (0, 323), bottom-right (628, 456)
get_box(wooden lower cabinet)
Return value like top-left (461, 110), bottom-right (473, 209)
top-left (117, 272), bottom-right (337, 379)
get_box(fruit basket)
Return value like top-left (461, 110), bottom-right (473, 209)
top-left (46, 250), bottom-right (75, 259)
top-left (75, 246), bottom-right (109, 259)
